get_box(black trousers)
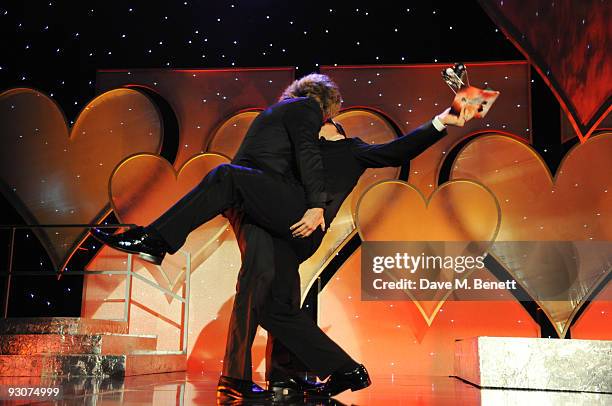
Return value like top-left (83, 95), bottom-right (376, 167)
top-left (150, 163), bottom-right (308, 253)
top-left (220, 211), bottom-right (275, 380)
top-left (221, 215), bottom-right (353, 381)
top-left (147, 163), bottom-right (353, 379)
top-left (263, 235), bottom-right (354, 380)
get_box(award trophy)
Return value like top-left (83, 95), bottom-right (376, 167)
top-left (442, 62), bottom-right (500, 119)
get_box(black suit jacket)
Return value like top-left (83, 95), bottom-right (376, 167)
top-left (232, 97), bottom-right (328, 208)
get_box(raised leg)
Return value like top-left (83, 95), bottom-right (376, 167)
top-left (149, 163), bottom-right (307, 254)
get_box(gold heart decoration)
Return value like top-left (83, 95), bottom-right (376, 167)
top-left (355, 180), bottom-right (500, 325)
top-left (0, 88), bottom-right (163, 271)
top-left (206, 110), bottom-right (262, 158)
top-left (109, 152), bottom-right (232, 296)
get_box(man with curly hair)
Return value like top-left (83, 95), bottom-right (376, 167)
top-left (94, 73), bottom-right (347, 401)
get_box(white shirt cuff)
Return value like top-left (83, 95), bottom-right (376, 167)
top-left (432, 115), bottom-right (446, 132)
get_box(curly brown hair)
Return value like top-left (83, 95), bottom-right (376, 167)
top-left (279, 73), bottom-right (342, 118)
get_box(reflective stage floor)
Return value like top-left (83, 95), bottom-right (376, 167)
top-left (2, 372), bottom-right (610, 405)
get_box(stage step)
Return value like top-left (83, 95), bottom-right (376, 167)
top-left (0, 333), bottom-right (157, 355)
top-left (0, 351), bottom-right (186, 377)
top-left (454, 336), bottom-right (612, 393)
top-left (0, 318), bottom-right (185, 377)
top-left (0, 317), bottom-right (128, 335)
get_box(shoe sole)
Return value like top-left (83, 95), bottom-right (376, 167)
top-left (216, 388), bottom-right (273, 404)
top-left (307, 378), bottom-right (372, 400)
top-left (138, 252), bottom-right (164, 265)
top-left (90, 231), bottom-right (164, 265)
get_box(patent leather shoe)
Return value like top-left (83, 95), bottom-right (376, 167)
top-left (90, 226), bottom-right (167, 265)
top-left (308, 364), bottom-right (371, 399)
top-left (216, 375), bottom-right (274, 402)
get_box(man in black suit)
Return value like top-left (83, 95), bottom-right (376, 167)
top-left (93, 74), bottom-right (348, 401)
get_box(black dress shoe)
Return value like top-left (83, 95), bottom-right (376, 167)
top-left (90, 226), bottom-right (168, 265)
top-left (216, 375), bottom-right (274, 402)
top-left (268, 376), bottom-right (323, 400)
top-left (307, 364), bottom-right (371, 399)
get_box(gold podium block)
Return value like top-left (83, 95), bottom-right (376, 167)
top-left (454, 336), bottom-right (612, 393)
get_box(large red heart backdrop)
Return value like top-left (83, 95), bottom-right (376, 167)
top-left (478, 0), bottom-right (612, 142)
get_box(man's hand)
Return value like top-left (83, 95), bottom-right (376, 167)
top-left (290, 208), bottom-right (326, 238)
top-left (437, 105), bottom-right (477, 127)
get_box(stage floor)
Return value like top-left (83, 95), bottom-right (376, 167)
top-left (2, 372), bottom-right (609, 405)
